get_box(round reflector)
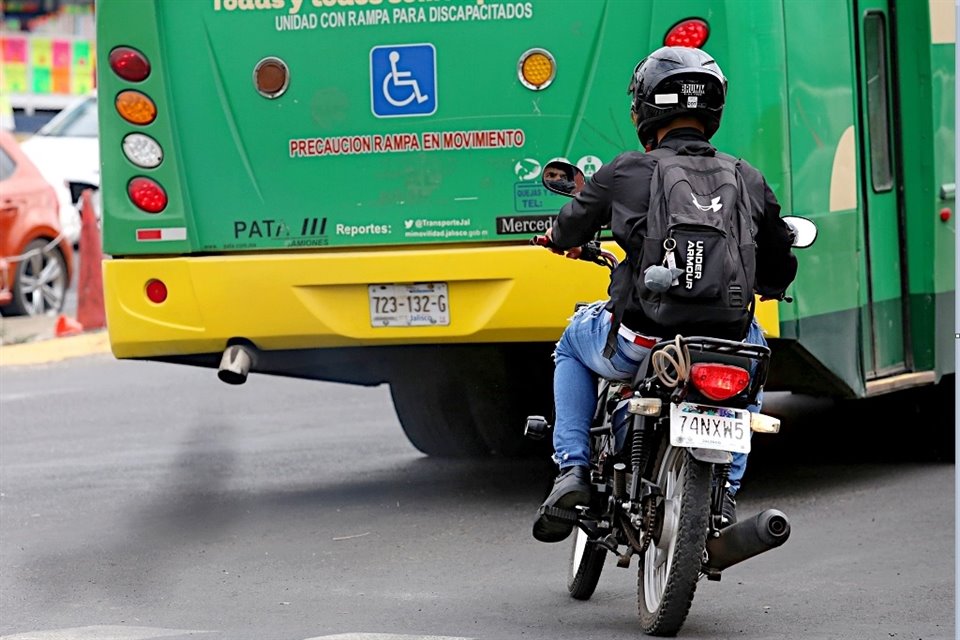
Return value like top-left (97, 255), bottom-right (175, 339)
top-left (128, 177), bottom-right (168, 213)
top-left (664, 18), bottom-right (710, 48)
top-left (109, 46), bottom-right (151, 82)
top-left (146, 279), bottom-right (168, 304)
top-left (116, 90), bottom-right (157, 125)
top-left (122, 133), bottom-right (164, 169)
top-left (254, 57), bottom-right (290, 98)
top-left (518, 48), bottom-right (556, 90)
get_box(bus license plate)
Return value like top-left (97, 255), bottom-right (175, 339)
top-left (369, 283), bottom-right (450, 327)
top-left (669, 402), bottom-right (751, 454)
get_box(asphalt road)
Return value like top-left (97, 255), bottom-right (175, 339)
top-left (0, 355), bottom-right (955, 640)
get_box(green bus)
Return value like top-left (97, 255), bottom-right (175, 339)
top-left (96, 0), bottom-right (955, 456)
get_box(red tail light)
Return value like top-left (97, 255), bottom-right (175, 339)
top-left (128, 177), bottom-right (168, 213)
top-left (109, 46), bottom-right (151, 82)
top-left (664, 18), bottom-right (709, 48)
top-left (690, 363), bottom-right (750, 401)
top-left (146, 279), bottom-right (167, 303)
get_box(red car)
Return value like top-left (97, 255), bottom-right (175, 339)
top-left (0, 130), bottom-right (73, 316)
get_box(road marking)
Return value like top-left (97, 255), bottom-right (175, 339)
top-left (0, 626), bottom-right (211, 640)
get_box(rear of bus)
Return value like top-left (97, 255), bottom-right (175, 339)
top-left (101, 0), bottom-right (947, 456)
top-left (98, 0), bottom-right (752, 456)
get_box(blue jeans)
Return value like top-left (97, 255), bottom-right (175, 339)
top-left (551, 301), bottom-right (767, 496)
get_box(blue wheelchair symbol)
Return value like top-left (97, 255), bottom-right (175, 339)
top-left (370, 44), bottom-right (437, 118)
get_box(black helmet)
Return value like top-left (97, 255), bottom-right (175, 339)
top-left (628, 46), bottom-right (727, 146)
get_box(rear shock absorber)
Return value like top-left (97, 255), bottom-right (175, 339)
top-left (711, 462), bottom-right (731, 531)
top-left (630, 415), bottom-right (649, 491)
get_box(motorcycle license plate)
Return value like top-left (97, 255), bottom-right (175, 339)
top-left (669, 402), bottom-right (751, 454)
top-left (368, 282), bottom-right (450, 327)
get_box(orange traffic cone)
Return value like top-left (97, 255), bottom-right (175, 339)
top-left (55, 314), bottom-right (84, 338)
top-left (75, 189), bottom-right (106, 331)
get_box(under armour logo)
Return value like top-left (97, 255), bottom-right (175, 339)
top-left (691, 194), bottom-right (722, 212)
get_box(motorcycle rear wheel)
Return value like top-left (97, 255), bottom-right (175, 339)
top-left (567, 526), bottom-right (606, 600)
top-left (637, 445), bottom-right (711, 636)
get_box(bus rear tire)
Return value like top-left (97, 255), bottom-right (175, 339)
top-left (388, 344), bottom-right (554, 458)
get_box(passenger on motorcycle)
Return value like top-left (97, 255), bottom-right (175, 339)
top-left (533, 46), bottom-right (798, 543)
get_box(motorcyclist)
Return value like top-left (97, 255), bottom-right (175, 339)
top-left (532, 46), bottom-right (798, 543)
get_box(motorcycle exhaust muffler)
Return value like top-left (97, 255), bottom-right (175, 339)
top-left (704, 509), bottom-right (791, 573)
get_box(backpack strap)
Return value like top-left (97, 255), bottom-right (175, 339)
top-left (604, 148), bottom-right (673, 359)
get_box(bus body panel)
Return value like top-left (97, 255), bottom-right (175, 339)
top-left (97, 0), bottom-right (954, 399)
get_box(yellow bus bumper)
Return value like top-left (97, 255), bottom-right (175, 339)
top-left (103, 244), bottom-right (780, 359)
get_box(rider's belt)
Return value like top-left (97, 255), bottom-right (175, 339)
top-left (617, 324), bottom-right (658, 349)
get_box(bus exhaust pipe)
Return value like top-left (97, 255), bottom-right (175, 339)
top-left (704, 509), bottom-right (791, 572)
top-left (218, 344), bottom-right (256, 385)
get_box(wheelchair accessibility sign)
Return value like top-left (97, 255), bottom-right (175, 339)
top-left (370, 44), bottom-right (437, 118)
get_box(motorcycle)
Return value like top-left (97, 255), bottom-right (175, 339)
top-left (527, 161), bottom-right (818, 636)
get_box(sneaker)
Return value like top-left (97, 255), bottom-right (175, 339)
top-left (532, 466), bottom-right (591, 543)
top-left (720, 490), bottom-right (737, 527)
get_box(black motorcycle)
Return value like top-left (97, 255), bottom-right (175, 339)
top-left (528, 161), bottom-right (818, 636)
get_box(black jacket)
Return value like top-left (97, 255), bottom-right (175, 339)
top-left (550, 128), bottom-right (798, 339)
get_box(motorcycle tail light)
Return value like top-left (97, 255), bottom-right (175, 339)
top-left (690, 363), bottom-right (750, 401)
top-left (664, 18), bottom-right (710, 48)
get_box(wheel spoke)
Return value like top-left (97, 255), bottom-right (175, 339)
top-left (41, 283), bottom-right (64, 311)
top-left (28, 287), bottom-right (44, 314)
top-left (38, 257), bottom-right (63, 283)
top-left (19, 274), bottom-right (39, 294)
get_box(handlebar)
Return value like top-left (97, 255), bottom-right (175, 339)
top-left (532, 234), bottom-right (794, 303)
top-left (530, 235), bottom-right (619, 272)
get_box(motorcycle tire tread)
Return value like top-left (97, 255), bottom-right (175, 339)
top-left (638, 449), bottom-right (712, 636)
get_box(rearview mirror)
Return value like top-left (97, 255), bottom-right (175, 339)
top-left (541, 161), bottom-right (585, 197)
top-left (782, 216), bottom-right (818, 249)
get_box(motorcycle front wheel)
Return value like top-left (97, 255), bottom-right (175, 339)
top-left (637, 445), bottom-right (711, 636)
top-left (567, 526), bottom-right (606, 600)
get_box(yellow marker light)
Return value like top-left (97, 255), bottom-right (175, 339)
top-left (518, 48), bottom-right (556, 90)
top-left (628, 397), bottom-right (662, 416)
top-left (115, 90), bottom-right (157, 125)
top-left (750, 412), bottom-right (781, 434)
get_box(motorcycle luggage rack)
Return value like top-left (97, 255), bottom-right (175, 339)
top-left (648, 335), bottom-right (772, 404)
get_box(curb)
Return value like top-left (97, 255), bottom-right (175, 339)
top-left (0, 330), bottom-right (112, 367)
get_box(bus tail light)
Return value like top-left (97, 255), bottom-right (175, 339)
top-left (254, 57), bottom-right (290, 98)
top-left (128, 177), bottom-right (168, 213)
top-left (109, 47), bottom-right (151, 82)
top-left (664, 18), bottom-right (710, 48)
top-left (122, 133), bottom-right (164, 169)
top-left (690, 363), bottom-right (750, 401)
top-left (146, 279), bottom-right (168, 303)
top-left (116, 90), bottom-right (157, 125)
top-left (518, 48), bottom-right (556, 90)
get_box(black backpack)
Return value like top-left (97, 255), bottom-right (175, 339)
top-left (632, 148), bottom-right (758, 339)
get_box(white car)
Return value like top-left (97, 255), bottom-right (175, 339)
top-left (20, 94), bottom-right (99, 246)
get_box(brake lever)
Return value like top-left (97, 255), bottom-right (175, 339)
top-left (578, 240), bottom-right (602, 264)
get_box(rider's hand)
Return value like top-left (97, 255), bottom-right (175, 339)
top-left (544, 228), bottom-right (583, 259)
top-left (543, 228), bottom-right (564, 255)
